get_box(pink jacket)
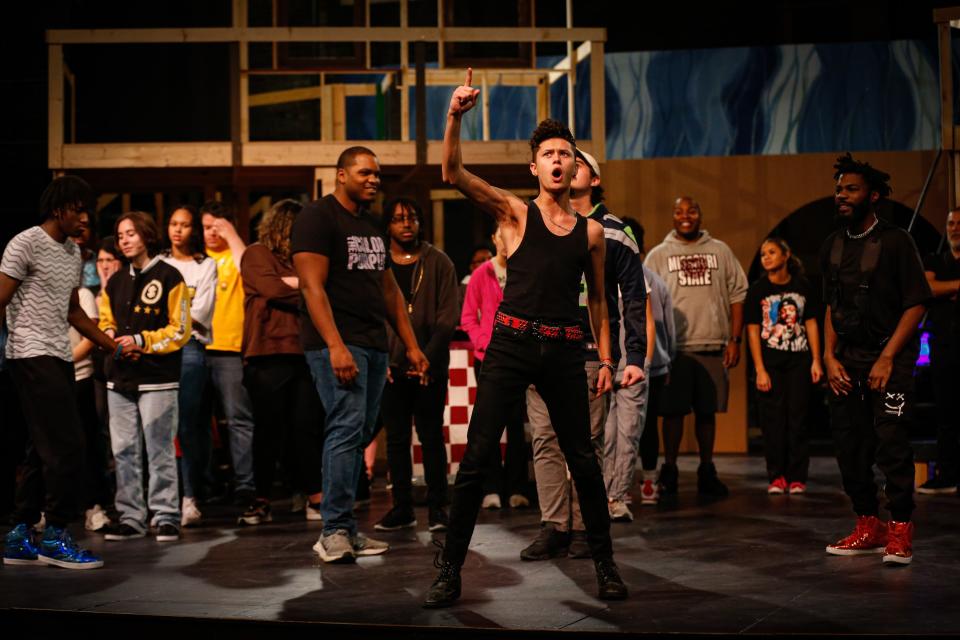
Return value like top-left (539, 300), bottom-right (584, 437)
top-left (460, 260), bottom-right (503, 362)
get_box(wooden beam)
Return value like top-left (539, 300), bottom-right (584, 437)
top-left (332, 84), bottom-right (347, 140)
top-left (247, 141), bottom-right (418, 166)
top-left (61, 143), bottom-right (233, 168)
top-left (933, 7), bottom-right (960, 23)
top-left (940, 22), bottom-right (955, 209)
top-left (46, 26), bottom-right (607, 45)
top-left (432, 199), bottom-right (444, 250)
top-left (314, 167), bottom-right (337, 198)
top-left (430, 188), bottom-right (537, 200)
top-left (589, 40), bottom-right (605, 162)
top-left (48, 44), bottom-right (64, 169)
top-left (248, 84), bottom-right (375, 107)
top-left (481, 71), bottom-right (490, 141)
top-left (403, 68), bottom-right (545, 86)
top-left (536, 75), bottom-right (549, 123)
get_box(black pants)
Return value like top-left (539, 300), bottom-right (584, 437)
top-left (930, 350), bottom-right (960, 482)
top-left (443, 326), bottom-right (612, 567)
top-left (76, 376), bottom-right (112, 508)
top-left (0, 368), bottom-right (28, 518)
top-left (639, 374), bottom-right (666, 472)
top-left (830, 346), bottom-right (915, 522)
top-left (381, 369), bottom-right (449, 510)
top-left (757, 359), bottom-right (811, 482)
top-left (473, 360), bottom-right (528, 496)
top-left (8, 356), bottom-right (85, 529)
top-left (243, 354), bottom-right (325, 498)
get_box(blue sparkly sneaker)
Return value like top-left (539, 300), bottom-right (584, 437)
top-left (38, 526), bottom-right (104, 570)
top-left (3, 523), bottom-right (41, 566)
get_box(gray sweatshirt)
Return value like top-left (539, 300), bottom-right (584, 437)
top-left (644, 230), bottom-right (748, 352)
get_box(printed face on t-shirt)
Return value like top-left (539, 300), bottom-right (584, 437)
top-left (759, 292), bottom-right (808, 352)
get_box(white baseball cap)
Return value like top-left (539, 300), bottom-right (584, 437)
top-left (575, 149), bottom-right (601, 179)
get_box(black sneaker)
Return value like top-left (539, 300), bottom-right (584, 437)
top-left (428, 507), bottom-right (449, 532)
top-left (697, 462), bottom-right (729, 497)
top-left (423, 561), bottom-right (462, 608)
top-left (568, 530), bottom-right (591, 559)
top-left (520, 522), bottom-right (570, 561)
top-left (103, 523), bottom-right (146, 541)
top-left (658, 462), bottom-right (679, 496)
top-left (238, 499), bottom-right (272, 526)
top-left (917, 476), bottom-right (958, 495)
top-left (374, 506), bottom-right (417, 531)
top-left (156, 523), bottom-right (179, 542)
top-left (595, 559), bottom-right (628, 600)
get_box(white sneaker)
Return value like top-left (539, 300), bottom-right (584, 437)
top-left (180, 497), bottom-right (202, 528)
top-left (608, 499), bottom-right (634, 522)
top-left (481, 493), bottom-right (502, 510)
top-left (305, 501), bottom-right (323, 522)
top-left (85, 505), bottom-right (112, 532)
top-left (313, 530), bottom-right (356, 564)
top-left (508, 494), bottom-right (530, 508)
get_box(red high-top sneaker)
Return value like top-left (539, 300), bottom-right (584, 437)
top-left (825, 515), bottom-right (888, 555)
top-left (882, 521), bottom-right (914, 565)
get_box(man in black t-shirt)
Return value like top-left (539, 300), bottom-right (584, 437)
top-left (917, 209), bottom-right (960, 495)
top-left (820, 154), bottom-right (930, 566)
top-left (291, 146), bottom-right (429, 565)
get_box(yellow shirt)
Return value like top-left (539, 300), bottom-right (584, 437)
top-left (206, 247), bottom-right (244, 352)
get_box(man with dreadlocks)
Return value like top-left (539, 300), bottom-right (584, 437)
top-left (821, 153), bottom-right (930, 565)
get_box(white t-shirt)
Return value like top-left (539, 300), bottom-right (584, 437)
top-left (1, 226), bottom-right (83, 361)
top-left (68, 287), bottom-right (97, 381)
top-left (161, 254), bottom-right (218, 344)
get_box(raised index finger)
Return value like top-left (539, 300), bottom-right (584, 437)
top-left (465, 67), bottom-right (472, 87)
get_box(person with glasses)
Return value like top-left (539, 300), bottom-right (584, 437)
top-left (375, 197), bottom-right (459, 534)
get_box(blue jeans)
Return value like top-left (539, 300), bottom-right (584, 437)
top-left (306, 346), bottom-right (387, 535)
top-left (108, 389), bottom-right (180, 531)
top-left (177, 339), bottom-right (210, 499)
top-left (207, 351), bottom-right (255, 493)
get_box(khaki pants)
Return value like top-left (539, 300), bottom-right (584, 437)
top-left (527, 360), bottom-right (607, 531)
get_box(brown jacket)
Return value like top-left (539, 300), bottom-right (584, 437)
top-left (240, 243), bottom-right (302, 359)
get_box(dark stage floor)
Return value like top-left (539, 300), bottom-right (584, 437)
top-left (2, 455), bottom-right (959, 636)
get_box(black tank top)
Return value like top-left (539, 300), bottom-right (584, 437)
top-left (499, 200), bottom-right (588, 324)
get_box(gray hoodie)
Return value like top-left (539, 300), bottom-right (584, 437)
top-left (644, 229), bottom-right (748, 352)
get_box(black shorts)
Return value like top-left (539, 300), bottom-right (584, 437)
top-left (658, 350), bottom-right (729, 416)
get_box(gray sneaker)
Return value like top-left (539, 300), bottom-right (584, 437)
top-left (313, 530), bottom-right (356, 564)
top-left (353, 532), bottom-right (389, 557)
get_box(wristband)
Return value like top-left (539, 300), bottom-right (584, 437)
top-left (113, 343), bottom-right (124, 360)
top-left (598, 361), bottom-right (616, 374)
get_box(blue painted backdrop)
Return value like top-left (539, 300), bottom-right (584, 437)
top-left (347, 39), bottom-right (946, 158)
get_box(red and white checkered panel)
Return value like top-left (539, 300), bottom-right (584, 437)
top-left (412, 343), bottom-right (506, 479)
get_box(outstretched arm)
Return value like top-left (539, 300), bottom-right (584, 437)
top-left (443, 68), bottom-right (526, 223)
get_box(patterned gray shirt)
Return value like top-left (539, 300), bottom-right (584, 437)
top-left (1, 226), bottom-right (83, 361)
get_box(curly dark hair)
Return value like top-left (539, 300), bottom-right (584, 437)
top-left (833, 152), bottom-right (892, 198)
top-left (529, 119), bottom-right (576, 161)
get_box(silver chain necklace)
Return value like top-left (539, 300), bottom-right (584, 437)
top-left (846, 217), bottom-right (879, 240)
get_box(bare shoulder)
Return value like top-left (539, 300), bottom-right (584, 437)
top-left (586, 218), bottom-right (605, 247)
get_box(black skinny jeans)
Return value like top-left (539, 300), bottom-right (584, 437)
top-left (830, 345), bottom-right (915, 522)
top-left (381, 370), bottom-right (449, 511)
top-left (756, 358), bottom-right (811, 482)
top-left (243, 354), bottom-right (325, 499)
top-left (76, 376), bottom-right (113, 508)
top-left (473, 360), bottom-right (528, 497)
top-left (443, 325), bottom-right (613, 567)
